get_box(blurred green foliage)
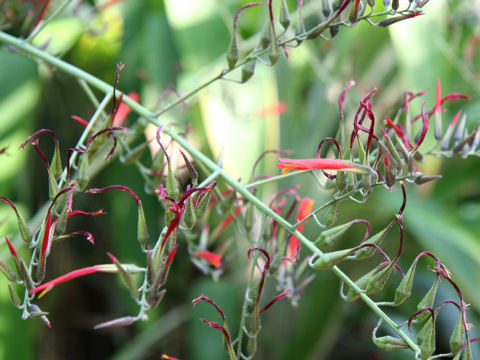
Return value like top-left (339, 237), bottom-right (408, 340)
top-left (0, 0), bottom-right (479, 359)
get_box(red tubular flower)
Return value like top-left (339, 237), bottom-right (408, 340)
top-left (5, 237), bottom-right (18, 259)
top-left (288, 198), bottom-right (314, 260)
top-left (86, 185), bottom-right (140, 204)
top-left (192, 295), bottom-right (226, 321)
top-left (259, 289), bottom-right (291, 314)
top-left (113, 92), bottom-right (140, 125)
top-left (413, 101), bottom-right (429, 150)
top-left (384, 117), bottom-right (413, 149)
top-left (33, 0), bottom-right (51, 27)
top-left (216, 206), bottom-right (241, 235)
top-left (41, 211), bottom-right (53, 260)
top-left (434, 78), bottom-right (471, 113)
top-left (166, 245), bottom-right (179, 267)
top-left (277, 157), bottom-right (365, 175)
top-left (29, 264), bottom-right (115, 295)
top-left (71, 115), bottom-right (89, 127)
top-left (196, 251), bottom-right (223, 268)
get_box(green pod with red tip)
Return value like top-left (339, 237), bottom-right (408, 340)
top-left (394, 260), bottom-right (417, 305)
top-left (137, 202), bottom-right (149, 249)
top-left (449, 314), bottom-right (465, 354)
top-left (0, 260), bottom-right (18, 282)
top-left (416, 276), bottom-right (439, 322)
top-left (8, 283), bottom-right (21, 308)
top-left (310, 247), bottom-right (356, 269)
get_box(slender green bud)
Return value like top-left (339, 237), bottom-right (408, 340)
top-left (0, 260), bottom-right (17, 282)
top-left (137, 202), bottom-right (149, 248)
top-left (8, 284), bottom-right (21, 308)
top-left (51, 142), bottom-right (63, 180)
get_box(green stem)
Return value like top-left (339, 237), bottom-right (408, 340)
top-left (0, 30), bottom-right (420, 353)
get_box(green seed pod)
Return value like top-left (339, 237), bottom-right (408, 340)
top-left (195, 188), bottom-right (213, 220)
top-left (362, 263), bottom-right (394, 294)
top-left (0, 260), bottom-right (17, 282)
top-left (241, 60), bottom-right (256, 83)
top-left (260, 21), bottom-right (272, 49)
top-left (137, 202), bottom-right (149, 249)
top-left (454, 129), bottom-right (477, 154)
top-left (180, 151), bottom-right (198, 186)
top-left (414, 174), bottom-right (442, 185)
top-left (416, 276), bottom-right (439, 322)
top-left (21, 259), bottom-right (34, 291)
top-left (367, 0), bottom-right (375, 7)
top-left (380, 137), bottom-right (403, 171)
top-left (392, 0), bottom-right (399, 11)
top-left (8, 283), bottom-right (21, 308)
top-left (394, 260), bottom-right (417, 305)
top-left (462, 341), bottom-right (473, 360)
top-left (166, 161), bottom-right (179, 200)
top-left (280, 0), bottom-right (290, 29)
top-left (244, 202), bottom-right (254, 233)
top-left (55, 202), bottom-right (69, 235)
top-left (417, 317), bottom-right (436, 360)
top-left (35, 255), bottom-right (46, 283)
top-left (76, 153), bottom-right (90, 191)
top-left (330, 25), bottom-right (340, 38)
top-left (148, 288), bottom-right (167, 309)
top-left (226, 31), bottom-right (239, 69)
top-left (315, 220), bottom-right (356, 248)
top-left (454, 113), bottom-right (467, 144)
top-left (183, 197), bottom-right (197, 231)
top-left (146, 249), bottom-right (155, 287)
top-left (372, 328), bottom-right (409, 351)
top-left (344, 263), bottom-right (393, 301)
top-left (324, 201), bottom-right (340, 228)
top-left (309, 247), bottom-right (356, 269)
top-left (349, 225), bottom-right (391, 260)
top-left (269, 38), bottom-right (279, 66)
top-left (449, 314), bottom-right (465, 354)
top-left (385, 164), bottom-right (396, 188)
top-left (48, 168), bottom-right (59, 201)
top-left (51, 141), bottom-right (63, 180)
top-left (345, 172), bottom-right (357, 192)
top-left (323, 0), bottom-right (333, 17)
top-left (109, 254), bottom-right (139, 300)
top-left (336, 170), bottom-right (347, 191)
